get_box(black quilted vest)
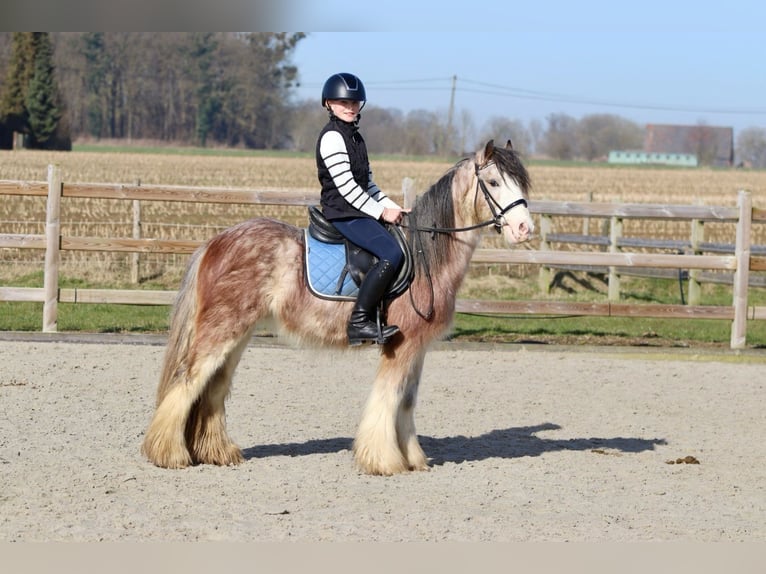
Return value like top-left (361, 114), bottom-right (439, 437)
top-left (316, 116), bottom-right (372, 220)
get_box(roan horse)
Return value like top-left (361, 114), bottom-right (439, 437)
top-left (141, 139), bottom-right (534, 475)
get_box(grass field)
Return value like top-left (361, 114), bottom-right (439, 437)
top-left (1, 146), bottom-right (765, 347)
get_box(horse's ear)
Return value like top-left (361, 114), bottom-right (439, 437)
top-left (505, 139), bottom-right (514, 150)
top-left (482, 139), bottom-right (495, 163)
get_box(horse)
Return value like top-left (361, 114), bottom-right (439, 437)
top-left (141, 139), bottom-right (534, 476)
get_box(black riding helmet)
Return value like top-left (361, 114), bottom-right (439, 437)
top-left (321, 73), bottom-right (367, 110)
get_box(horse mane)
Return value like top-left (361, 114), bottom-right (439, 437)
top-left (407, 145), bottom-right (530, 272)
top-left (408, 163), bottom-right (460, 271)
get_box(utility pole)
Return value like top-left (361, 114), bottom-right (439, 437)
top-left (446, 75), bottom-right (456, 154)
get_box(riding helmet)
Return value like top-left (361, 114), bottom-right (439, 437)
top-left (321, 73), bottom-right (367, 107)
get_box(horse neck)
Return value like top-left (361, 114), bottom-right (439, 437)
top-left (413, 167), bottom-right (485, 292)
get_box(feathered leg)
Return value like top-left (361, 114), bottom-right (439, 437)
top-left (395, 349), bottom-right (429, 471)
top-left (185, 332), bottom-right (252, 465)
top-left (353, 341), bottom-right (426, 475)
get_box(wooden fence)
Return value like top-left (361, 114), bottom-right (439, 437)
top-left (1, 165), bottom-right (765, 349)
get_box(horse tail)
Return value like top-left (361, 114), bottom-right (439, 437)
top-left (155, 246), bottom-right (204, 405)
top-left (141, 246), bottom-right (208, 468)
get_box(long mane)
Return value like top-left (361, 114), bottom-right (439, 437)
top-left (407, 146), bottom-right (530, 272)
top-left (407, 163), bottom-right (460, 271)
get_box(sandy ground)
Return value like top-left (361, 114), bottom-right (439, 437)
top-left (1, 334), bottom-right (765, 542)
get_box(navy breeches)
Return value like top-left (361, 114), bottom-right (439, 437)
top-left (331, 217), bottom-right (403, 269)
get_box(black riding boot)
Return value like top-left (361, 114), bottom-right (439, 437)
top-left (347, 259), bottom-right (400, 345)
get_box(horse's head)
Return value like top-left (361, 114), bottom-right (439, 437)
top-left (473, 139), bottom-right (534, 245)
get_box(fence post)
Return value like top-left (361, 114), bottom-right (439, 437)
top-left (537, 214), bottom-right (552, 294)
top-left (42, 164), bottom-right (62, 332)
top-left (131, 181), bottom-right (141, 284)
top-left (582, 191), bottom-right (592, 235)
top-left (402, 177), bottom-right (415, 209)
top-left (730, 189), bottom-right (752, 349)
top-left (607, 215), bottom-right (623, 301)
top-left (688, 216), bottom-right (704, 305)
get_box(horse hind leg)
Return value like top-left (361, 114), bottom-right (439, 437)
top-left (142, 324), bottom-right (253, 469)
top-left (141, 366), bottom-right (209, 469)
top-left (185, 335), bottom-right (251, 466)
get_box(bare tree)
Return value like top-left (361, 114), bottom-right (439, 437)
top-left (528, 119), bottom-right (543, 156)
top-left (736, 127), bottom-right (766, 168)
top-left (360, 106), bottom-right (406, 154)
top-left (479, 116), bottom-right (532, 157)
top-left (540, 113), bottom-right (579, 160)
top-left (456, 108), bottom-right (475, 155)
top-left (577, 114), bottom-right (643, 161)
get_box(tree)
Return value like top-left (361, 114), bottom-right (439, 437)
top-left (402, 109), bottom-right (441, 155)
top-left (286, 100), bottom-right (326, 152)
top-left (0, 32), bottom-right (68, 149)
top-left (80, 32), bottom-right (109, 138)
top-left (189, 33), bottom-right (221, 147)
top-left (25, 33), bottom-right (63, 147)
top-left (0, 32), bottom-right (35, 135)
top-left (736, 127), bottom-right (766, 168)
top-left (577, 114), bottom-right (643, 161)
top-left (360, 106), bottom-right (406, 154)
top-left (479, 116), bottom-right (532, 157)
top-left (236, 32), bottom-right (305, 149)
top-left (540, 113), bottom-right (579, 160)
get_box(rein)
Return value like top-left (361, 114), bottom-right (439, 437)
top-left (401, 161), bottom-right (529, 320)
top-left (400, 161), bottom-right (528, 236)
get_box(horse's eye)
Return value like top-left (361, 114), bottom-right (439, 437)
top-left (488, 179), bottom-right (499, 187)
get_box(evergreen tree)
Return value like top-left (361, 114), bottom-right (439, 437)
top-left (190, 32), bottom-right (221, 147)
top-left (0, 32), bottom-right (35, 134)
top-left (81, 32), bottom-right (107, 138)
top-left (25, 33), bottom-right (62, 147)
top-left (0, 32), bottom-right (66, 149)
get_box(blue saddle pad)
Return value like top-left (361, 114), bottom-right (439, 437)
top-left (304, 230), bottom-right (359, 300)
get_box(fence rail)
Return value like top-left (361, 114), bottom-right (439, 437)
top-left (1, 165), bottom-right (765, 349)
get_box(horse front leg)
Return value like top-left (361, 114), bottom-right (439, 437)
top-left (353, 345), bottom-right (428, 475)
top-left (395, 349), bottom-right (429, 471)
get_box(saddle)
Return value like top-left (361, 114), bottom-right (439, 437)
top-left (304, 206), bottom-right (413, 301)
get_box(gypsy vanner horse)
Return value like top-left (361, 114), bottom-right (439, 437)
top-left (142, 139), bottom-right (534, 475)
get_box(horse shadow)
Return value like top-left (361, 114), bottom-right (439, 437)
top-left (242, 422), bottom-right (666, 465)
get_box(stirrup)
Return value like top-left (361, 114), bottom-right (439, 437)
top-left (347, 323), bottom-right (399, 346)
top-left (348, 307), bottom-right (399, 346)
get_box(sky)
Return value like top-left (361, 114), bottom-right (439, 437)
top-left (3, 0), bottom-right (765, 147)
top-left (286, 1), bottom-right (766, 147)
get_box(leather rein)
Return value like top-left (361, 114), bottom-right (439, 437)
top-left (401, 160), bottom-right (528, 235)
top-left (400, 161), bottom-right (529, 320)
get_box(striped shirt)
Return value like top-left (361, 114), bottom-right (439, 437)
top-left (316, 117), bottom-right (398, 220)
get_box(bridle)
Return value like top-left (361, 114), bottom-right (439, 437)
top-left (401, 160), bottom-right (528, 236)
top-left (473, 161), bottom-right (529, 234)
top-left (401, 160), bottom-right (529, 320)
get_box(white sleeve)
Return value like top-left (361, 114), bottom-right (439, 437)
top-left (367, 168), bottom-right (401, 209)
top-left (319, 131), bottom-right (385, 219)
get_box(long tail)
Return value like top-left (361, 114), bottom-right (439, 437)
top-left (155, 247), bottom-right (204, 405)
top-left (141, 247), bottom-right (208, 468)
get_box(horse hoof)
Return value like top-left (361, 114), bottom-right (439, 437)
top-left (148, 451), bottom-right (193, 470)
top-left (193, 445), bottom-right (244, 466)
